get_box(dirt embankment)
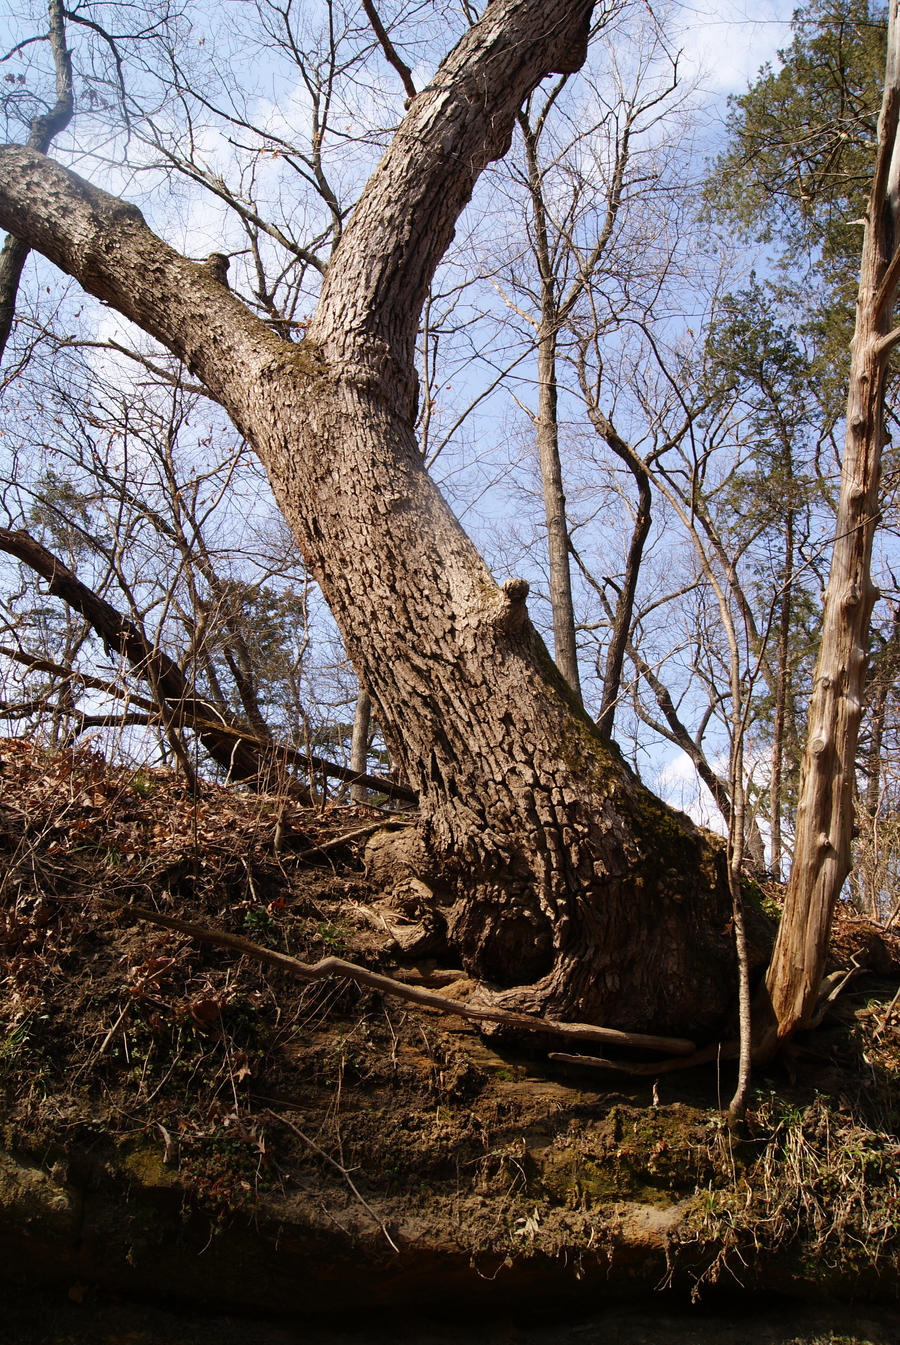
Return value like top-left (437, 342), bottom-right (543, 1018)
top-left (2, 737), bottom-right (900, 1329)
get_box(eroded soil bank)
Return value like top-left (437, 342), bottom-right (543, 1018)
top-left (2, 739), bottom-right (900, 1334)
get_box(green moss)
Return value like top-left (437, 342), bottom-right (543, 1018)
top-left (529, 634), bottom-right (597, 730)
top-left (624, 787), bottom-right (721, 902)
top-left (533, 1107), bottom-right (726, 1209)
top-left (128, 770), bottom-right (154, 798)
top-left (118, 1141), bottom-right (178, 1191)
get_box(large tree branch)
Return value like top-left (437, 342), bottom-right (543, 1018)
top-left (0, 146), bottom-right (287, 442)
top-left (0, 641), bottom-right (416, 802)
top-left (308, 0), bottom-right (597, 403)
top-left (0, 0), bottom-right (599, 424)
top-left (0, 0), bottom-right (606, 782)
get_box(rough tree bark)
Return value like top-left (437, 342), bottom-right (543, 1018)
top-left (761, 0), bottom-right (900, 1049)
top-left (0, 0), bottom-right (740, 1036)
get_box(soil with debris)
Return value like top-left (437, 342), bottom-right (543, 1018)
top-left (2, 738), bottom-right (900, 1344)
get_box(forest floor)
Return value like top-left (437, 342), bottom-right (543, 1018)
top-left (3, 737), bottom-right (900, 1344)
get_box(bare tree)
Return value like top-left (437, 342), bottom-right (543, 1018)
top-left (481, 27), bottom-right (684, 702)
top-left (0, 0), bottom-right (72, 361)
top-left (0, 523), bottom-right (267, 781)
top-left (0, 0), bottom-right (743, 1039)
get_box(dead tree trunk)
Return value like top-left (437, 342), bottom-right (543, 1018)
top-left (762, 0), bottom-right (900, 1048)
top-left (0, 0), bottom-right (740, 1037)
top-left (350, 687), bottom-right (373, 804)
top-left (769, 506), bottom-right (793, 880)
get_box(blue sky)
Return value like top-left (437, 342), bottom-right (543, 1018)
top-left (673, 0), bottom-right (798, 97)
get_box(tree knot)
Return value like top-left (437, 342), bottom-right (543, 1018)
top-left (199, 252), bottom-right (231, 287)
top-left (497, 576), bottom-right (530, 634)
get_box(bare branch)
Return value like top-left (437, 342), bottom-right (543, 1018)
top-left (0, 0), bottom-right (73, 361)
top-left (360, 0), bottom-right (416, 101)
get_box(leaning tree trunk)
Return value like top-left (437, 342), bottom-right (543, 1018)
top-left (0, 0), bottom-right (740, 1037)
top-left (762, 0), bottom-right (900, 1049)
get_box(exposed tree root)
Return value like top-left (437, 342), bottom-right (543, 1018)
top-left (548, 1042), bottom-right (735, 1076)
top-left (97, 898), bottom-right (698, 1057)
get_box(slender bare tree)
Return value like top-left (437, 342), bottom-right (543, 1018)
top-left (0, 0), bottom-right (72, 362)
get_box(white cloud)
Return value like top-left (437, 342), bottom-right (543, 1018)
top-left (673, 0), bottom-right (795, 97)
top-left (655, 750), bottom-right (723, 831)
top-left (655, 743), bottom-right (781, 869)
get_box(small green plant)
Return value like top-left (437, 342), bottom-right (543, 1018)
top-left (0, 1014), bottom-right (34, 1076)
top-left (243, 908), bottom-right (277, 944)
top-left (178, 1122), bottom-right (269, 1222)
top-left (316, 920), bottom-right (349, 953)
top-left (681, 1093), bottom-right (900, 1298)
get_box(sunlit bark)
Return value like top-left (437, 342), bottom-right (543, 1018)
top-left (762, 0), bottom-right (900, 1049)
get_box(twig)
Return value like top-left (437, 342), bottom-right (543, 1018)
top-left (98, 1001), bottom-right (131, 1056)
top-left (360, 0), bottom-right (416, 100)
top-left (292, 818), bottom-right (413, 863)
top-left (172, 714), bottom-right (418, 803)
top-left (874, 981), bottom-right (900, 1039)
top-left (266, 1109), bottom-right (399, 1253)
top-left (97, 899), bottom-right (697, 1057)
